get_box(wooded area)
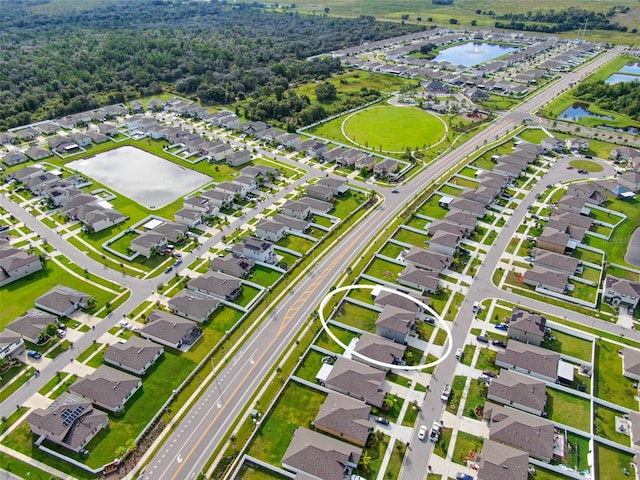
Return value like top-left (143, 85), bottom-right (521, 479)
top-left (0, 0), bottom-right (420, 130)
top-left (494, 7), bottom-right (630, 33)
top-left (573, 80), bottom-right (640, 121)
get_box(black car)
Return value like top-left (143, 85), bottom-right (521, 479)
top-left (374, 416), bottom-right (390, 425)
top-left (476, 335), bottom-right (489, 344)
top-left (577, 384), bottom-right (587, 392)
top-left (482, 370), bottom-right (497, 378)
top-left (492, 340), bottom-right (507, 348)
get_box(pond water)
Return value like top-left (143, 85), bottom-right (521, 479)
top-left (605, 73), bottom-right (640, 85)
top-left (67, 146), bottom-right (211, 209)
top-left (598, 125), bottom-right (640, 135)
top-left (625, 227), bottom-right (640, 267)
top-left (559, 104), bottom-right (614, 122)
top-left (432, 42), bottom-right (517, 67)
top-left (620, 63), bottom-right (640, 75)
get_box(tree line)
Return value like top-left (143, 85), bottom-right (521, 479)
top-left (573, 80), bottom-right (640, 122)
top-left (0, 1), bottom-right (420, 130)
top-left (494, 7), bottom-right (630, 33)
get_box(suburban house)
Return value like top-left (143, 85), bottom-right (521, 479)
top-left (611, 146), bottom-right (640, 164)
top-left (403, 246), bottom-right (451, 273)
top-left (321, 357), bottom-right (386, 408)
top-left (27, 393), bottom-right (109, 453)
top-left (477, 439), bottom-right (529, 480)
top-left (69, 132), bottom-right (92, 147)
top-left (556, 195), bottom-right (589, 215)
top-left (71, 204), bottom-right (126, 233)
top-left (255, 218), bottom-right (288, 242)
top-left (2, 151), bottom-right (28, 166)
top-left (523, 267), bottom-right (569, 294)
top-left (183, 196), bottom-right (211, 213)
top-left (375, 305), bottom-right (415, 344)
top-left (508, 308), bottom-right (547, 346)
top-left (233, 236), bottom-right (276, 263)
top-left (530, 250), bottom-right (579, 276)
top-left (540, 136), bottom-right (566, 153)
top-left (300, 139), bottom-right (327, 158)
top-left (493, 162), bottom-right (525, 178)
top-left (14, 127), bottom-right (39, 141)
top-left (537, 228), bottom-right (571, 254)
top-left (280, 200), bottom-right (311, 220)
top-left (483, 402), bottom-right (555, 462)
top-left (187, 271), bottom-right (242, 302)
top-left (210, 254), bottom-right (254, 278)
top-left (282, 427), bottom-right (362, 480)
top-left (140, 310), bottom-right (203, 350)
top-left (565, 183), bottom-right (608, 205)
top-left (487, 370), bottom-right (547, 416)
top-left (622, 347), bottom-right (640, 382)
top-left (495, 341), bottom-right (562, 383)
top-left (0, 331), bottom-right (25, 360)
top-left (273, 214), bottom-right (309, 234)
top-left (314, 179), bottom-right (347, 197)
top-left (449, 197), bottom-right (486, 218)
top-left (278, 133), bottom-right (301, 150)
top-left (6, 165), bottom-right (45, 182)
top-left (130, 232), bottom-right (167, 258)
top-left (298, 197), bottom-right (334, 215)
top-left (5, 309), bottom-right (57, 344)
top-left (355, 155), bottom-right (377, 171)
top-left (201, 189), bottom-right (233, 208)
top-left (398, 265), bottom-right (441, 294)
top-left (603, 275), bottom-right (640, 309)
top-left (216, 181), bottom-right (247, 198)
top-left (35, 286), bottom-right (90, 317)
top-left (174, 208), bottom-right (202, 228)
top-left (226, 150), bottom-right (252, 167)
top-left (69, 365), bottom-right (142, 413)
top-left (426, 231), bottom-right (460, 256)
top-left (0, 131), bottom-right (17, 145)
top-left (353, 332), bottom-right (406, 368)
top-left (103, 337), bottom-right (164, 376)
top-left (460, 186), bottom-right (499, 205)
top-left (618, 171), bottom-right (640, 193)
top-left (443, 211), bottom-right (477, 231)
top-left (426, 220), bottom-right (470, 239)
top-left (0, 246), bottom-right (43, 286)
top-left (306, 184), bottom-right (334, 202)
top-left (151, 221), bottom-right (188, 242)
top-left (373, 290), bottom-right (425, 316)
top-left (548, 211), bottom-right (593, 235)
top-left (314, 392), bottom-right (371, 447)
top-left (168, 291), bottom-right (220, 323)
top-left (373, 159), bottom-right (398, 178)
top-left (566, 137), bottom-right (589, 153)
top-left (25, 146), bottom-right (53, 161)
top-left (232, 175), bottom-right (257, 192)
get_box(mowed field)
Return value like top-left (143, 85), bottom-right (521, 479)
top-left (342, 106), bottom-right (446, 152)
top-left (250, 0), bottom-right (640, 44)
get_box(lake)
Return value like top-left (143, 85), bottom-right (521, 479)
top-left (67, 146), bottom-right (211, 209)
top-left (605, 73), bottom-right (640, 85)
top-left (558, 104), bottom-right (613, 122)
top-left (432, 42), bottom-right (517, 67)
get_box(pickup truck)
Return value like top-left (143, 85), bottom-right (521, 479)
top-left (441, 383), bottom-right (451, 402)
top-left (429, 421), bottom-right (442, 442)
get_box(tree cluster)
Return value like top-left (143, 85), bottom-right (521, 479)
top-left (0, 1), bottom-right (419, 129)
top-left (494, 7), bottom-right (628, 33)
top-left (573, 80), bottom-right (640, 121)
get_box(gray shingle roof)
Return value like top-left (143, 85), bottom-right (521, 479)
top-left (487, 370), bottom-right (547, 413)
top-left (325, 357), bottom-right (385, 407)
top-left (103, 337), bottom-right (164, 374)
top-left (69, 365), bottom-right (140, 411)
top-left (314, 392), bottom-right (371, 445)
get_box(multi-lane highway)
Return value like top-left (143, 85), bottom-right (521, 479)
top-left (0, 44), bottom-right (629, 480)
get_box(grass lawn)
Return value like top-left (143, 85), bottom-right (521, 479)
top-left (451, 431), bottom-right (484, 466)
top-left (334, 302), bottom-right (379, 333)
top-left (391, 228), bottom-right (429, 247)
top-left (363, 257), bottom-right (405, 281)
top-left (416, 195), bottom-right (448, 219)
top-left (0, 366), bottom-right (35, 403)
top-left (342, 106), bottom-right (445, 153)
top-left (595, 404), bottom-right (631, 446)
top-left (235, 284), bottom-right (262, 308)
top-left (386, 371), bottom-right (411, 388)
top-left (333, 191), bottom-right (367, 220)
top-left (447, 375), bottom-right (467, 416)
top-left (0, 452), bottom-right (63, 480)
top-left (594, 443), bottom-right (635, 480)
top-left (314, 325), bottom-right (359, 354)
top-left (545, 388), bottom-right (590, 431)
top-left (564, 432), bottom-right (591, 472)
top-left (540, 330), bottom-right (593, 362)
top-left (294, 349), bottom-right (327, 383)
top-left (401, 401), bottom-right (420, 427)
top-left (236, 463), bottom-right (289, 480)
top-left (384, 440), bottom-right (407, 480)
top-left (276, 234), bottom-right (315, 255)
top-left (595, 340), bottom-right (637, 409)
top-left (569, 160), bottom-right (603, 172)
top-left (247, 381), bottom-right (326, 464)
top-left (463, 380), bottom-right (488, 420)
top-left (433, 427), bottom-right (452, 459)
top-left (475, 348), bottom-right (498, 373)
top-left (355, 433), bottom-right (389, 479)
top-left (518, 128), bottom-right (549, 144)
top-left (45, 340), bottom-right (71, 359)
top-left (50, 375), bottom-right (79, 400)
top-left (0, 261), bottom-right (117, 328)
top-left (250, 265), bottom-right (282, 287)
top-left (379, 242), bottom-right (406, 259)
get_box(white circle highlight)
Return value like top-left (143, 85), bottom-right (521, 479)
top-left (318, 284), bottom-right (452, 371)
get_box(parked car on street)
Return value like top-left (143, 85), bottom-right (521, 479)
top-left (418, 425), bottom-right (428, 441)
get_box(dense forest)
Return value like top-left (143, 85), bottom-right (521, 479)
top-left (0, 0), bottom-right (420, 130)
top-left (573, 80), bottom-right (640, 121)
top-left (494, 7), bottom-right (630, 33)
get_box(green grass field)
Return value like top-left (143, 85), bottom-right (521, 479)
top-left (569, 160), bottom-right (603, 172)
top-left (342, 106), bottom-right (446, 153)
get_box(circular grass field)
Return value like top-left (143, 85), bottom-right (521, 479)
top-left (342, 106), bottom-right (446, 153)
top-left (569, 159), bottom-right (604, 172)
